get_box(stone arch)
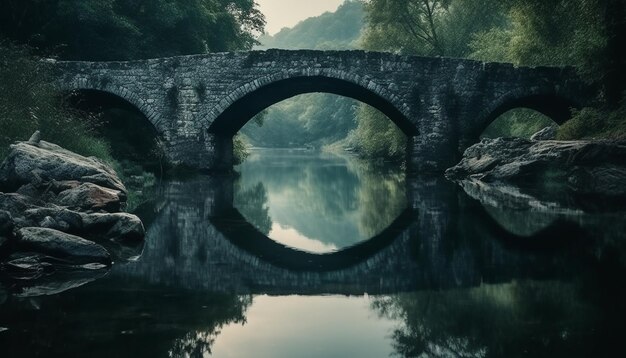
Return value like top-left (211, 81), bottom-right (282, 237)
top-left (57, 78), bottom-right (164, 133)
top-left (205, 69), bottom-right (417, 136)
top-left (473, 88), bottom-right (582, 142)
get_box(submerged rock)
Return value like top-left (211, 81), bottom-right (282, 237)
top-left (445, 137), bottom-right (626, 198)
top-left (15, 227), bottom-right (111, 266)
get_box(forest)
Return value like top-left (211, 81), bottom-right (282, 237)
top-left (251, 0), bottom-right (625, 161)
top-left (1, 0), bottom-right (625, 166)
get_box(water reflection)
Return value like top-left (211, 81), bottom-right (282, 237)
top-left (0, 280), bottom-right (251, 358)
top-left (234, 149), bottom-right (406, 253)
top-left (0, 150), bottom-right (625, 357)
top-left (373, 281), bottom-right (605, 358)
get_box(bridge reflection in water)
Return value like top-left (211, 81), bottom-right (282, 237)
top-left (1, 172), bottom-right (625, 357)
top-left (115, 176), bottom-right (593, 295)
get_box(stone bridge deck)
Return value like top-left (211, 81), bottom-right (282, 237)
top-left (52, 50), bottom-right (593, 172)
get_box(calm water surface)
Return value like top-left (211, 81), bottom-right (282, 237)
top-left (1, 149), bottom-right (625, 357)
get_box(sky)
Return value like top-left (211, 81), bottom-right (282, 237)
top-left (255, 0), bottom-right (345, 35)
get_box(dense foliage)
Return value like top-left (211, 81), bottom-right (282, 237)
top-left (0, 44), bottom-right (112, 161)
top-left (240, 93), bottom-right (359, 148)
top-left (0, 0), bottom-right (265, 60)
top-left (359, 0), bottom-right (626, 144)
top-left (0, 0), bottom-right (266, 168)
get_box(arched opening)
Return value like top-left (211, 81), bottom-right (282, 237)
top-left (479, 94), bottom-right (578, 140)
top-left (210, 77), bottom-right (412, 255)
top-left (208, 76), bottom-right (416, 136)
top-left (63, 89), bottom-right (164, 172)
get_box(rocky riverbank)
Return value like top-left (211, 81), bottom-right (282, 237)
top-left (445, 133), bottom-right (626, 202)
top-left (0, 133), bottom-right (145, 295)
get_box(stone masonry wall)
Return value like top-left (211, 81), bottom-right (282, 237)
top-left (52, 50), bottom-right (592, 172)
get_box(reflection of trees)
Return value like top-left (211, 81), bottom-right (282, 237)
top-left (236, 151), bottom-right (363, 246)
top-left (0, 280), bottom-right (252, 357)
top-left (169, 295), bottom-right (253, 358)
top-left (347, 159), bottom-right (406, 238)
top-left (234, 181), bottom-right (272, 235)
top-left (372, 281), bottom-right (600, 358)
top-left (235, 150), bottom-right (407, 248)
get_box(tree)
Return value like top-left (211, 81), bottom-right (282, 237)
top-left (0, 0), bottom-right (266, 61)
top-left (363, 0), bottom-right (449, 56)
top-left (362, 0), bottom-right (505, 57)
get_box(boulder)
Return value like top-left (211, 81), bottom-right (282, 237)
top-left (55, 182), bottom-right (125, 213)
top-left (445, 137), bottom-right (626, 198)
top-left (0, 137), bottom-right (146, 286)
top-left (530, 126), bottom-right (557, 141)
top-left (0, 192), bottom-right (42, 215)
top-left (11, 205), bottom-right (144, 242)
top-left (0, 141), bottom-right (126, 194)
top-left (81, 212), bottom-right (145, 242)
top-left (15, 227), bottom-right (111, 266)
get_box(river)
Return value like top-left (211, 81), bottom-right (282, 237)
top-left (0, 148), bottom-right (625, 357)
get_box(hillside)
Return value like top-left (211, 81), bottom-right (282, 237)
top-left (257, 0), bottom-right (364, 50)
top-left (242, 1), bottom-right (365, 148)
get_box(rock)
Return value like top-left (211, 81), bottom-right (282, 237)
top-left (21, 207), bottom-right (83, 232)
top-left (27, 130), bottom-right (41, 145)
top-left (0, 210), bottom-right (13, 237)
top-left (15, 227), bottom-right (111, 266)
top-left (0, 192), bottom-right (42, 215)
top-left (1, 189), bottom-right (144, 242)
top-left (0, 141), bottom-right (126, 194)
top-left (530, 126), bottom-right (557, 141)
top-left (104, 240), bottom-right (145, 262)
top-left (445, 138), bottom-right (626, 198)
top-left (55, 182), bottom-right (125, 213)
top-left (81, 212), bottom-right (145, 242)
top-left (11, 205), bottom-right (145, 242)
top-left (0, 138), bottom-right (146, 282)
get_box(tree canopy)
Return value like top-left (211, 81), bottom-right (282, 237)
top-left (0, 0), bottom-right (265, 60)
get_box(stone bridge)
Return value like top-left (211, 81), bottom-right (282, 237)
top-left (52, 49), bottom-right (593, 172)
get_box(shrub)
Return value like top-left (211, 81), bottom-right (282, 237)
top-left (233, 134), bottom-right (249, 165)
top-left (558, 99), bottom-right (626, 140)
top-left (0, 43), bottom-right (115, 163)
